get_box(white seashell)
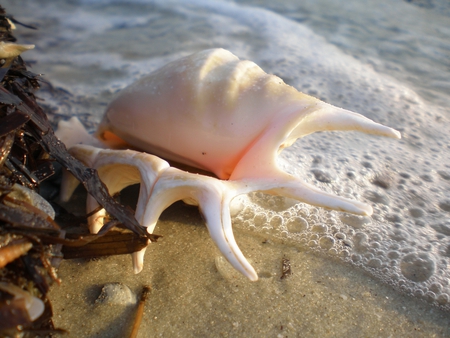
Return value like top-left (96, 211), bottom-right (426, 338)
top-left (58, 49), bottom-right (401, 281)
top-left (0, 41), bottom-right (34, 59)
top-left (97, 48), bottom-right (400, 182)
top-left (0, 282), bottom-right (45, 322)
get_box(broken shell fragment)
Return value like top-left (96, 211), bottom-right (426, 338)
top-left (0, 41), bottom-right (34, 59)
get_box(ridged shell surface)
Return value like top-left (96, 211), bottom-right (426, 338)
top-left (99, 49), bottom-right (314, 179)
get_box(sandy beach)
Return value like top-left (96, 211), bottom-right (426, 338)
top-left (49, 200), bottom-right (450, 337)
top-left (3, 0), bottom-right (450, 336)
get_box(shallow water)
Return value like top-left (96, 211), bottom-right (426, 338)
top-left (4, 0), bottom-right (450, 336)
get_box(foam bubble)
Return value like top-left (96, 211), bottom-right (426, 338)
top-left (340, 214), bottom-right (371, 229)
top-left (311, 224), bottom-right (328, 233)
top-left (400, 252), bottom-right (436, 282)
top-left (335, 232), bottom-right (346, 240)
top-left (367, 258), bottom-right (382, 269)
top-left (438, 170), bottom-right (450, 180)
top-left (269, 215), bottom-right (284, 228)
top-left (353, 232), bottom-right (369, 253)
top-left (286, 217), bottom-right (309, 233)
top-left (319, 235), bottom-right (335, 250)
top-left (430, 282), bottom-right (442, 294)
top-left (437, 293), bottom-right (450, 306)
top-left (438, 199), bottom-right (450, 212)
top-left (254, 213), bottom-right (268, 227)
top-left (364, 190), bottom-right (390, 205)
top-left (390, 229), bottom-right (410, 242)
top-left (431, 221), bottom-right (450, 236)
top-left (310, 169), bottom-right (335, 183)
top-left (409, 207), bottom-right (425, 218)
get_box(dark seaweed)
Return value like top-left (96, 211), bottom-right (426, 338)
top-left (0, 5), bottom-right (156, 335)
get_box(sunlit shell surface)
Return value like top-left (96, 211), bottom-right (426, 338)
top-left (57, 49), bottom-right (400, 281)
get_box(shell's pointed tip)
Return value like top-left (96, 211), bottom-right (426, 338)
top-left (133, 263), bottom-right (144, 274)
top-left (345, 202), bottom-right (373, 216)
top-left (358, 203), bottom-right (373, 216)
top-left (364, 206), bottom-right (373, 217)
top-left (393, 129), bottom-right (402, 139)
top-left (248, 272), bottom-right (259, 282)
top-left (381, 125), bottom-right (401, 139)
top-left (21, 44), bottom-right (35, 51)
top-left (241, 265), bottom-right (258, 281)
top-left (132, 249), bottom-right (146, 274)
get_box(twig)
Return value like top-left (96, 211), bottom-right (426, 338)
top-left (129, 285), bottom-right (151, 338)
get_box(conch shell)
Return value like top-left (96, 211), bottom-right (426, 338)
top-left (98, 48), bottom-right (399, 215)
top-left (58, 49), bottom-right (400, 281)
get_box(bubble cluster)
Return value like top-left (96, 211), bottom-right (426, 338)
top-left (231, 129), bottom-right (450, 310)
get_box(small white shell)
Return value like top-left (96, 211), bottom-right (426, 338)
top-left (0, 282), bottom-right (44, 321)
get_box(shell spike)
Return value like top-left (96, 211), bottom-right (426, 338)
top-left (140, 167), bottom-right (200, 234)
top-left (290, 102), bottom-right (401, 140)
top-left (132, 248), bottom-right (147, 274)
top-left (55, 117), bottom-right (106, 149)
top-left (274, 178), bottom-right (373, 216)
top-left (143, 168), bottom-right (258, 281)
top-left (86, 194), bottom-right (106, 234)
top-left (68, 144), bottom-right (102, 167)
top-left (231, 101), bottom-right (400, 181)
top-left (60, 145), bottom-right (102, 202)
top-left (200, 190), bottom-right (258, 281)
top-left (241, 172), bottom-right (373, 216)
top-left (60, 168), bottom-right (81, 202)
top-left (68, 146), bottom-right (171, 273)
top-left (72, 146), bottom-right (169, 234)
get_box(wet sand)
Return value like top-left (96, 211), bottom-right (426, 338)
top-left (49, 200), bottom-right (450, 337)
